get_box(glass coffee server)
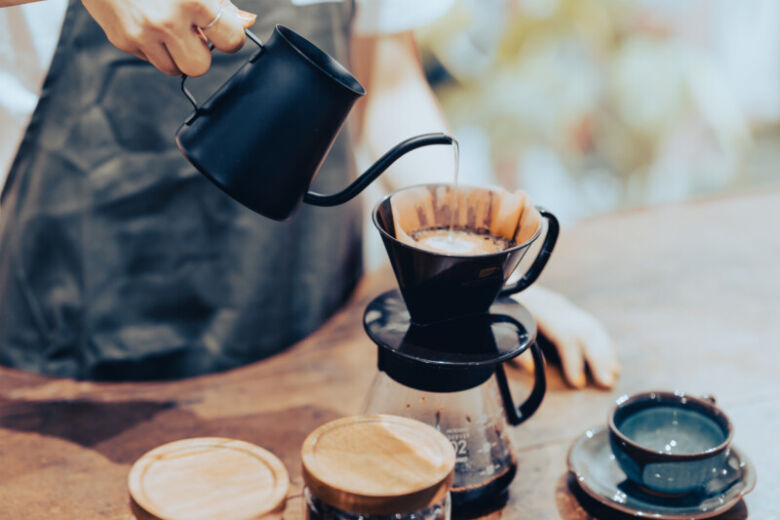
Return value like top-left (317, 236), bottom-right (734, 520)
top-left (362, 291), bottom-right (547, 510)
top-left (362, 183), bottom-right (559, 512)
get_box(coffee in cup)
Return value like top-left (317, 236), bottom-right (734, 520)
top-left (608, 391), bottom-right (736, 495)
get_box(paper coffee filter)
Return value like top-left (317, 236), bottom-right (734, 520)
top-left (490, 190), bottom-right (526, 239)
top-left (389, 186), bottom-right (434, 245)
top-left (389, 185), bottom-right (541, 247)
top-left (514, 195), bottom-right (542, 245)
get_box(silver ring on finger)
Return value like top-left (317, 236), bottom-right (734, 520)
top-left (201, 1), bottom-right (226, 29)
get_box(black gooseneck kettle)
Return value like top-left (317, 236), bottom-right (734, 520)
top-left (175, 25), bottom-right (454, 220)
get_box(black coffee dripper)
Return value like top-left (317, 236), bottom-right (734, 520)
top-left (175, 25), bottom-right (454, 220)
top-left (373, 184), bottom-right (559, 324)
top-left (363, 184), bottom-right (560, 510)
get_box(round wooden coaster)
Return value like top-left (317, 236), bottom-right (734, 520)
top-left (128, 437), bottom-right (289, 520)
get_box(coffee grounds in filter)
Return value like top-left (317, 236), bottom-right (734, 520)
top-left (410, 227), bottom-right (517, 255)
top-left (390, 185), bottom-right (542, 251)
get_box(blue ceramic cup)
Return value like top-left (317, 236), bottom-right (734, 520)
top-left (608, 391), bottom-right (734, 495)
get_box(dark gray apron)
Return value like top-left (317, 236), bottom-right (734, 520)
top-left (0, 0), bottom-right (361, 380)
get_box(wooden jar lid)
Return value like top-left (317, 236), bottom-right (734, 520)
top-left (128, 437), bottom-right (289, 520)
top-left (301, 414), bottom-right (455, 515)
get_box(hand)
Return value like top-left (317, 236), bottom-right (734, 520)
top-left (512, 286), bottom-right (620, 389)
top-left (81, 0), bottom-right (257, 76)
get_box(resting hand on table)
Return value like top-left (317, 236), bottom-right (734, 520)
top-left (81, 0), bottom-right (257, 76)
top-left (513, 286), bottom-right (620, 389)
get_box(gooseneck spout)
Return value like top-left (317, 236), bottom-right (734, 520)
top-left (303, 133), bottom-right (454, 207)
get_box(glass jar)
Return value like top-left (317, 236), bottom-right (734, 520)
top-left (304, 487), bottom-right (450, 520)
top-left (362, 371), bottom-right (517, 507)
top-left (301, 415), bottom-right (455, 520)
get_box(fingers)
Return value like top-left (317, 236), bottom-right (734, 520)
top-left (517, 287), bottom-right (588, 388)
top-left (515, 286), bottom-right (619, 389)
top-left (150, 0), bottom-right (254, 76)
top-left (515, 349), bottom-right (535, 372)
top-left (127, 48), bottom-right (148, 62)
top-left (83, 0), bottom-right (257, 75)
top-left (143, 42), bottom-right (181, 76)
top-left (514, 330), bottom-right (620, 389)
top-left (166, 25), bottom-right (213, 77)
top-left (238, 9), bottom-right (258, 28)
top-left (588, 357), bottom-right (621, 389)
top-left (544, 327), bottom-right (587, 389)
top-left (199, 0), bottom-right (254, 53)
top-left (579, 317), bottom-right (621, 389)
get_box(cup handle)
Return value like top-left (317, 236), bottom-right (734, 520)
top-left (180, 29), bottom-right (264, 117)
top-left (494, 341), bottom-right (547, 426)
top-left (498, 208), bottom-right (559, 297)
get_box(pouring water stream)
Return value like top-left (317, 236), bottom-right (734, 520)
top-left (449, 138), bottom-right (460, 242)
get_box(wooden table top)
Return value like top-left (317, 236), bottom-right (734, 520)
top-left (1, 190), bottom-right (778, 519)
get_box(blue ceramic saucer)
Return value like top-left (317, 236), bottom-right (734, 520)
top-left (567, 426), bottom-right (756, 519)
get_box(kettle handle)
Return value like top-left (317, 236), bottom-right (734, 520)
top-left (180, 29), bottom-right (265, 114)
top-left (303, 133), bottom-right (454, 207)
top-left (495, 341), bottom-right (547, 426)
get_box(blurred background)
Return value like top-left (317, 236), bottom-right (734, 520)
top-left (413, 0), bottom-right (780, 225)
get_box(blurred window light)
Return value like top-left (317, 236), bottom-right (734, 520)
top-left (417, 0), bottom-right (780, 222)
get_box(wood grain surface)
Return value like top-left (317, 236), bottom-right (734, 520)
top-left (128, 437), bottom-right (289, 520)
top-left (1, 190), bottom-right (778, 519)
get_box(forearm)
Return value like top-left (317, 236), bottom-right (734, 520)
top-left (351, 32), bottom-right (453, 192)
